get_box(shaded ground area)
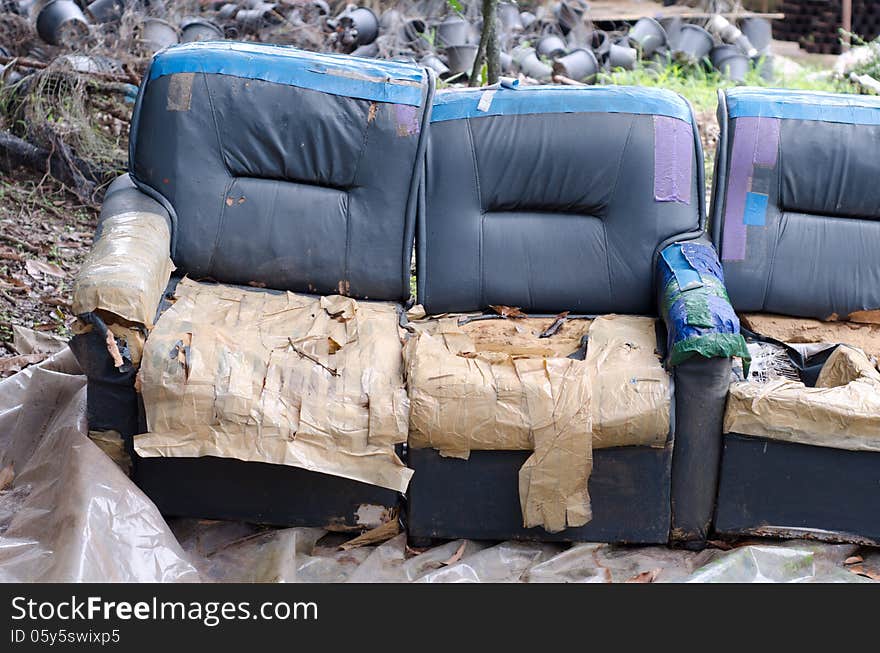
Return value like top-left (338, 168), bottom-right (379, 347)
top-left (0, 170), bottom-right (97, 359)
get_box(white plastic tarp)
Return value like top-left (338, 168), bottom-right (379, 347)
top-left (0, 351), bottom-right (876, 583)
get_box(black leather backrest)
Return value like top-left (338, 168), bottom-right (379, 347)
top-left (712, 88), bottom-right (880, 320)
top-left (130, 42), bottom-right (432, 301)
top-left (418, 85), bottom-right (703, 315)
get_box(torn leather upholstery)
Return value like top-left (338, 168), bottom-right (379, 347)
top-left (72, 211), bottom-right (174, 327)
top-left (405, 314), bottom-right (670, 533)
top-left (724, 346), bottom-right (880, 451)
top-left (135, 278), bottom-right (411, 493)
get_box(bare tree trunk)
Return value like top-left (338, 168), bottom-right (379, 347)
top-left (469, 0), bottom-right (500, 87)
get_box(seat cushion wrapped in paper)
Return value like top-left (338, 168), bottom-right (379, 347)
top-left (404, 314), bottom-right (670, 533)
top-left (135, 278), bottom-right (411, 493)
top-left (724, 345), bottom-right (880, 451)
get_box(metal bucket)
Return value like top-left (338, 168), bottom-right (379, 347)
top-left (512, 46), bottom-right (552, 81)
top-left (436, 16), bottom-right (469, 47)
top-left (673, 24), bottom-right (714, 63)
top-left (180, 17), bottom-right (224, 43)
top-left (217, 4), bottom-right (240, 20)
top-left (627, 16), bottom-right (666, 56)
top-left (607, 42), bottom-right (637, 70)
top-left (237, 3), bottom-right (281, 33)
top-left (400, 18), bottom-right (427, 46)
top-left (421, 53), bottom-right (450, 77)
top-left (86, 0), bottom-right (124, 24)
top-left (339, 6), bottom-right (378, 46)
top-left (445, 44), bottom-right (478, 76)
top-left (711, 46), bottom-right (750, 82)
top-left (741, 17), bottom-right (772, 51)
top-left (660, 16), bottom-right (683, 49)
top-left (536, 34), bottom-right (566, 58)
top-left (350, 41), bottom-right (379, 58)
top-left (36, 0), bottom-right (91, 47)
top-left (140, 17), bottom-right (179, 52)
top-left (553, 47), bottom-right (598, 82)
top-left (555, 0), bottom-right (587, 36)
top-left (519, 11), bottom-right (536, 30)
top-left (497, 2), bottom-right (523, 33)
top-left (588, 30), bottom-right (610, 58)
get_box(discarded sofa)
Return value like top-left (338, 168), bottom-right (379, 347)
top-left (711, 87), bottom-right (880, 544)
top-left (405, 85), bottom-right (748, 546)
top-left (71, 42), bottom-right (434, 531)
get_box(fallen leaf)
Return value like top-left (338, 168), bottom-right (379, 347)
top-left (844, 555), bottom-right (864, 565)
top-left (489, 304), bottom-right (528, 319)
top-left (1, 275), bottom-right (29, 288)
top-left (339, 514), bottom-right (400, 550)
top-left (405, 543), bottom-right (430, 557)
top-left (0, 464), bottom-right (14, 491)
top-left (25, 259), bottom-right (64, 278)
top-left (847, 564), bottom-right (880, 581)
top-left (441, 541), bottom-right (467, 566)
top-left (0, 248), bottom-right (23, 262)
top-left (848, 310), bottom-right (880, 325)
top-left (625, 568), bottom-right (662, 583)
top-left (0, 353), bottom-right (48, 375)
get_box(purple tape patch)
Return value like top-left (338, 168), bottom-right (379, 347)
top-left (754, 116), bottom-right (780, 168)
top-left (721, 116), bottom-right (780, 262)
top-left (653, 115), bottom-right (693, 204)
top-left (394, 104), bottom-right (420, 137)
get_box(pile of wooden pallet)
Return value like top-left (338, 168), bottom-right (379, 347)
top-left (774, 0), bottom-right (880, 54)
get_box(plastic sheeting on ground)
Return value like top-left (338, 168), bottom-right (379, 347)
top-left (0, 350), bottom-right (877, 583)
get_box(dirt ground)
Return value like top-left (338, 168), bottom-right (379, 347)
top-left (0, 169), bottom-right (98, 359)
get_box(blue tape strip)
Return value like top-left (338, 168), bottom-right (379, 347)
top-left (661, 243), bottom-right (703, 291)
top-left (743, 191), bottom-right (768, 226)
top-left (431, 85), bottom-right (693, 123)
top-left (727, 87), bottom-right (880, 126)
top-left (149, 42), bottom-right (426, 106)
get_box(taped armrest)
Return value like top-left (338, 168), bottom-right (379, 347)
top-left (657, 239), bottom-right (749, 368)
top-left (72, 175), bottom-right (174, 328)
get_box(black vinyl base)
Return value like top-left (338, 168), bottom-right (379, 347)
top-left (406, 445), bottom-right (672, 544)
top-left (70, 331), bottom-right (140, 438)
top-left (75, 331), bottom-right (400, 532)
top-left (715, 433), bottom-right (880, 544)
top-left (133, 455), bottom-right (400, 531)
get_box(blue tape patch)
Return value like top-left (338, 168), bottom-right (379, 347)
top-left (431, 85), bottom-right (693, 123)
top-left (743, 191), bottom-right (769, 226)
top-left (727, 87), bottom-right (880, 126)
top-left (148, 42), bottom-right (426, 106)
top-left (661, 243), bottom-right (703, 291)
